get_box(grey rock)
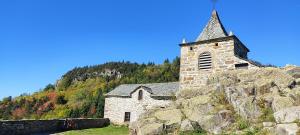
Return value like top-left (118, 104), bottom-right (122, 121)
top-left (138, 123), bottom-right (164, 135)
top-left (285, 66), bottom-right (300, 79)
top-left (263, 122), bottom-right (275, 127)
top-left (180, 119), bottom-right (194, 131)
top-left (275, 123), bottom-right (299, 135)
top-left (274, 106), bottom-right (300, 123)
top-left (296, 78), bottom-right (300, 85)
top-left (272, 96), bottom-right (295, 112)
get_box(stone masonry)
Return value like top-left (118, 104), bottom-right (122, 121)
top-left (0, 118), bottom-right (109, 135)
top-left (104, 83), bottom-right (178, 125)
top-left (179, 10), bottom-right (259, 90)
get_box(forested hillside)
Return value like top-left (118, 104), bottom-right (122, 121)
top-left (0, 57), bottom-right (180, 120)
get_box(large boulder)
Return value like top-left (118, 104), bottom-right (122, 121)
top-left (275, 123), bottom-right (299, 135)
top-left (130, 117), bottom-right (164, 135)
top-left (237, 68), bottom-right (295, 89)
top-left (296, 78), bottom-right (300, 85)
top-left (255, 80), bottom-right (274, 95)
top-left (271, 96), bottom-right (295, 112)
top-left (138, 123), bottom-right (164, 135)
top-left (195, 110), bottom-right (233, 134)
top-left (154, 109), bottom-right (182, 125)
top-left (274, 106), bottom-right (300, 123)
top-left (177, 85), bottom-right (216, 99)
top-left (178, 95), bottom-right (213, 121)
top-left (285, 65), bottom-right (300, 79)
top-left (180, 119), bottom-right (194, 132)
top-left (225, 87), bottom-right (261, 120)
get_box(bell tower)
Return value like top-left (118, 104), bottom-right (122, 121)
top-left (179, 10), bottom-right (259, 90)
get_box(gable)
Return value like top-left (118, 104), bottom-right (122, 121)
top-left (130, 86), bottom-right (152, 96)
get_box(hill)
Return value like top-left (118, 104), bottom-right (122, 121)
top-left (0, 57), bottom-right (180, 120)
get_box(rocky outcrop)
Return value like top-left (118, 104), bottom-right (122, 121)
top-left (275, 123), bottom-right (299, 135)
top-left (153, 109), bottom-right (182, 125)
top-left (272, 96), bottom-right (295, 112)
top-left (131, 67), bottom-right (300, 135)
top-left (285, 65), bottom-right (300, 79)
top-left (274, 106), bottom-right (300, 123)
top-left (180, 119), bottom-right (194, 132)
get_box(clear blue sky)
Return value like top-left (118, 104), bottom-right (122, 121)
top-left (0, 0), bottom-right (299, 99)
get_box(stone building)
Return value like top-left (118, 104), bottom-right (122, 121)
top-left (104, 82), bottom-right (178, 125)
top-left (104, 10), bottom-right (259, 125)
top-left (179, 10), bottom-right (259, 90)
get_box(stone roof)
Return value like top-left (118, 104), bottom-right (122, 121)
top-left (196, 10), bottom-right (228, 41)
top-left (105, 82), bottom-right (179, 97)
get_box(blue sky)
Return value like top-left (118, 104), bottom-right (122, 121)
top-left (0, 0), bottom-right (299, 99)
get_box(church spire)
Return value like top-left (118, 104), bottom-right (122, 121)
top-left (196, 10), bottom-right (228, 41)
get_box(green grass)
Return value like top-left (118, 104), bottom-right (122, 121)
top-left (58, 125), bottom-right (129, 135)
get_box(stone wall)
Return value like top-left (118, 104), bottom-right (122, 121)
top-left (179, 38), bottom-right (258, 90)
top-left (0, 118), bottom-right (110, 135)
top-left (104, 88), bottom-right (173, 125)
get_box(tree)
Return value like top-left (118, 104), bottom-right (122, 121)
top-left (55, 95), bottom-right (67, 105)
top-left (2, 96), bottom-right (12, 103)
top-left (44, 84), bottom-right (55, 91)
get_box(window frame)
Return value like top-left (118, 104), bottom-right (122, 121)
top-left (198, 52), bottom-right (212, 70)
top-left (138, 90), bottom-right (143, 100)
top-left (124, 112), bottom-right (131, 122)
top-left (235, 63), bottom-right (249, 69)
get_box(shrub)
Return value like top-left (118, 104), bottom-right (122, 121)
top-left (235, 116), bottom-right (250, 130)
top-left (259, 108), bottom-right (275, 122)
top-left (56, 95), bottom-right (68, 105)
top-left (44, 84), bottom-right (55, 91)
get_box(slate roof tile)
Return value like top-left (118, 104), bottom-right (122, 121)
top-left (106, 82), bottom-right (179, 97)
top-left (196, 10), bottom-right (228, 41)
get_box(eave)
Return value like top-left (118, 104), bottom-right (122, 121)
top-left (179, 35), bottom-right (250, 52)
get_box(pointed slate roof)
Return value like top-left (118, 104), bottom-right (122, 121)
top-left (196, 10), bottom-right (228, 41)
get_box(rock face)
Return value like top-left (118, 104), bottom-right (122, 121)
top-left (274, 106), bottom-right (300, 123)
top-left (130, 67), bottom-right (300, 135)
top-left (272, 96), bottom-right (295, 112)
top-left (285, 65), bottom-right (300, 79)
top-left (180, 119), bottom-right (194, 131)
top-left (153, 109), bottom-right (182, 125)
top-left (275, 123), bottom-right (299, 135)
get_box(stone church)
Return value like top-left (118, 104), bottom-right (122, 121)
top-left (104, 10), bottom-right (259, 125)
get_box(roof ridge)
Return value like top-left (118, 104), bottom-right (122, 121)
top-left (119, 82), bottom-right (179, 86)
top-left (106, 82), bottom-right (179, 97)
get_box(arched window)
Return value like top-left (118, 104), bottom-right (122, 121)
top-left (198, 52), bottom-right (212, 70)
top-left (138, 90), bottom-right (143, 100)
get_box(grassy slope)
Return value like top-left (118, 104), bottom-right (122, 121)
top-left (58, 126), bottom-right (129, 135)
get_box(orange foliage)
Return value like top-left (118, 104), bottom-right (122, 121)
top-left (12, 108), bottom-right (26, 120)
top-left (89, 106), bottom-right (96, 115)
top-left (37, 101), bottom-right (55, 116)
top-left (47, 92), bottom-right (58, 102)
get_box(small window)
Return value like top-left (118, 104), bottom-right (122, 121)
top-left (189, 47), bottom-right (193, 51)
top-left (215, 43), bottom-right (219, 46)
top-left (124, 112), bottom-right (131, 122)
top-left (198, 52), bottom-right (212, 70)
top-left (235, 63), bottom-right (249, 69)
top-left (138, 90), bottom-right (143, 100)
